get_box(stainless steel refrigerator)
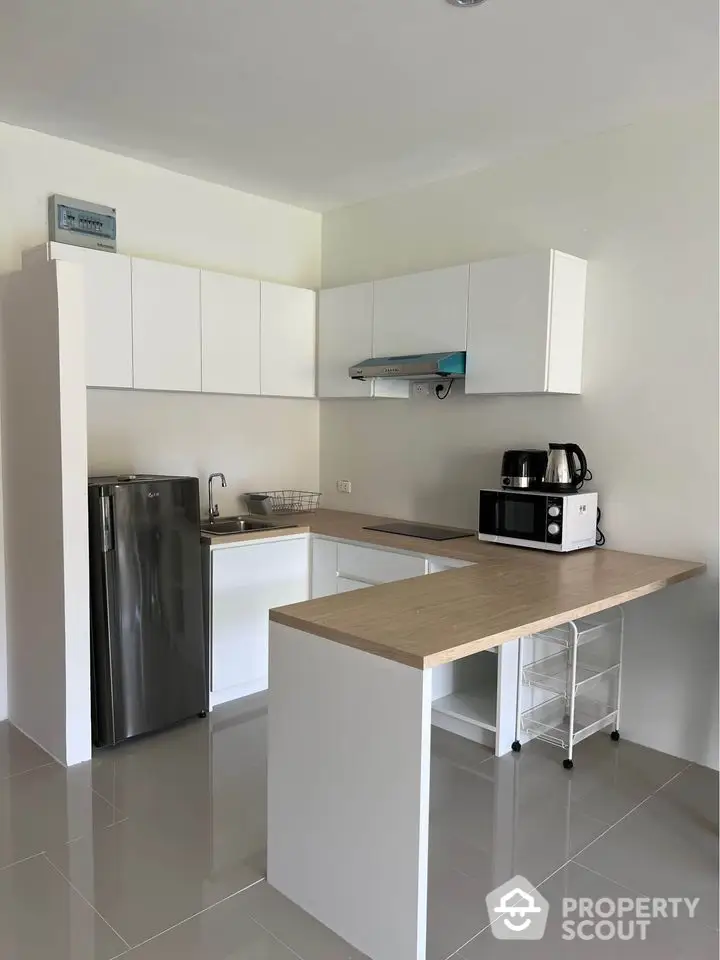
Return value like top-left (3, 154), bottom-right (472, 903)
top-left (88, 475), bottom-right (208, 747)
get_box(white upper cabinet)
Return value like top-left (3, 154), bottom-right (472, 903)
top-left (201, 271), bottom-right (260, 395)
top-left (372, 264), bottom-right (469, 357)
top-left (260, 281), bottom-right (316, 397)
top-left (318, 283), bottom-right (373, 398)
top-left (466, 250), bottom-right (587, 395)
top-left (32, 242), bottom-right (133, 388)
top-left (132, 258), bottom-right (202, 392)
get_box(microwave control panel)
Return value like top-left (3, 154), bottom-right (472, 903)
top-left (546, 497), bottom-right (564, 544)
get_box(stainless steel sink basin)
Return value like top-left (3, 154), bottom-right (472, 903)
top-left (201, 516), bottom-right (297, 536)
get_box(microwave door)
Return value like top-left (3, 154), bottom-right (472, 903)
top-left (498, 494), bottom-right (547, 543)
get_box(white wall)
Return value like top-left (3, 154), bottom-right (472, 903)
top-left (320, 105), bottom-right (719, 768)
top-left (0, 122), bottom-right (322, 723)
top-left (87, 390), bottom-right (319, 514)
top-left (1, 261), bottom-right (90, 763)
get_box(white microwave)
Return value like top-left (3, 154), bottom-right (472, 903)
top-left (478, 489), bottom-right (598, 552)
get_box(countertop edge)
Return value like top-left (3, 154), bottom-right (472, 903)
top-left (269, 558), bottom-right (706, 668)
top-left (269, 610), bottom-right (426, 668)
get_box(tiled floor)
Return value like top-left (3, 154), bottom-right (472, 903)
top-left (0, 699), bottom-right (716, 959)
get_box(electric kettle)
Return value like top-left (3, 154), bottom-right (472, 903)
top-left (542, 443), bottom-right (589, 492)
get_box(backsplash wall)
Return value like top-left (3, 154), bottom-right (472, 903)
top-left (87, 390), bottom-right (319, 516)
top-left (320, 105), bottom-right (719, 768)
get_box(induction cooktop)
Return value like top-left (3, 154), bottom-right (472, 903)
top-left (362, 521), bottom-right (475, 542)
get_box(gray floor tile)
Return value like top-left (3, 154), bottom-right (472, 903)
top-left (480, 735), bottom-right (688, 826)
top-left (45, 812), bottom-right (265, 947)
top-left (431, 725), bottom-right (494, 775)
top-left (430, 754), bottom-right (608, 888)
top-left (0, 761), bottom-right (118, 869)
top-left (0, 710), bottom-right (713, 960)
top-left (426, 859), bottom-right (496, 960)
top-left (461, 861), bottom-right (720, 960)
top-left (236, 880), bottom-right (368, 960)
top-left (125, 894), bottom-right (298, 960)
top-left (92, 710), bottom-right (267, 847)
top-left (654, 763), bottom-right (719, 830)
top-left (0, 854), bottom-right (127, 960)
top-left (576, 786), bottom-right (719, 929)
top-left (0, 721), bottom-right (57, 780)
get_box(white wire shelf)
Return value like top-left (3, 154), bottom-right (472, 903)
top-left (520, 693), bottom-right (618, 749)
top-left (533, 609), bottom-right (622, 650)
top-left (523, 649), bottom-right (620, 698)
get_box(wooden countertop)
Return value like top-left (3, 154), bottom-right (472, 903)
top-left (263, 510), bottom-right (705, 669)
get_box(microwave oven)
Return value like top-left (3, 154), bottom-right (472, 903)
top-left (478, 489), bottom-right (598, 552)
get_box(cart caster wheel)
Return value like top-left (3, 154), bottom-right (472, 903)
top-left (197, 710), bottom-right (207, 719)
top-left (563, 758), bottom-right (574, 770)
top-left (511, 741), bottom-right (522, 753)
top-left (610, 730), bottom-right (620, 742)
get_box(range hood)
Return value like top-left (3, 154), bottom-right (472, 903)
top-left (349, 351), bottom-right (466, 381)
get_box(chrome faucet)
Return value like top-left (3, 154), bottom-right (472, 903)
top-left (208, 472), bottom-right (227, 520)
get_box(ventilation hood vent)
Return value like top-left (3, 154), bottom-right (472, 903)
top-left (349, 351), bottom-right (466, 381)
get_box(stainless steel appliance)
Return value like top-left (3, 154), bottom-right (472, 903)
top-left (88, 475), bottom-right (207, 747)
top-left (542, 442), bottom-right (589, 492)
top-left (501, 450), bottom-right (548, 489)
top-left (349, 351), bottom-right (466, 381)
top-left (478, 488), bottom-right (598, 552)
top-left (363, 520), bottom-right (475, 541)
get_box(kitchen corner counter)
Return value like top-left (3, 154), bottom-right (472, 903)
top-left (266, 509), bottom-right (705, 668)
top-left (266, 512), bottom-right (706, 960)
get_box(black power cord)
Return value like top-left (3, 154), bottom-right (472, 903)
top-left (596, 507), bottom-right (606, 547)
top-left (435, 379), bottom-right (454, 400)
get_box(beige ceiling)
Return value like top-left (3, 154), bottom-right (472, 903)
top-left (0, 0), bottom-right (716, 210)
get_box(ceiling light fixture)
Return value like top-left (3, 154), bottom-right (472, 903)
top-left (446, 0), bottom-right (488, 6)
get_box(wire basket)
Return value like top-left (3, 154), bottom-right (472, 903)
top-left (247, 490), bottom-right (321, 515)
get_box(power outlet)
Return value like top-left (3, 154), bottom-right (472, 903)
top-left (413, 382), bottom-right (431, 397)
top-left (336, 479), bottom-right (352, 494)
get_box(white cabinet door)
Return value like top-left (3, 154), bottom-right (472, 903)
top-left (311, 538), bottom-right (338, 598)
top-left (211, 538), bottom-right (309, 700)
top-left (201, 270), bottom-right (260, 395)
top-left (336, 542), bottom-right (426, 583)
top-left (132, 258), bottom-right (201, 392)
top-left (466, 250), bottom-right (586, 395)
top-left (260, 282), bottom-right (316, 397)
top-left (42, 242), bottom-right (133, 388)
top-left (372, 265), bottom-right (469, 357)
top-left (318, 283), bottom-right (373, 398)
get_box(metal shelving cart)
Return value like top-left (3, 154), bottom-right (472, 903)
top-left (511, 608), bottom-right (624, 769)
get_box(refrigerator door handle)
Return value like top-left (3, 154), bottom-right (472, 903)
top-left (99, 493), bottom-right (115, 553)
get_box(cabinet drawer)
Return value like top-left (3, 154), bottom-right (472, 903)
top-left (336, 543), bottom-right (426, 584)
top-left (336, 576), bottom-right (373, 594)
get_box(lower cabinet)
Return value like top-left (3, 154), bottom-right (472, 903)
top-left (336, 576), bottom-right (373, 593)
top-left (209, 537), bottom-right (309, 707)
top-left (311, 537), bottom-right (427, 597)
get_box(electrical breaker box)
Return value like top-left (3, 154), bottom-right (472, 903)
top-left (48, 195), bottom-right (117, 252)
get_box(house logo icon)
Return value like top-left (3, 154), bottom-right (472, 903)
top-left (485, 875), bottom-right (549, 940)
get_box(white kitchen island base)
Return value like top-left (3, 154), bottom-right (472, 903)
top-left (267, 622), bottom-right (432, 960)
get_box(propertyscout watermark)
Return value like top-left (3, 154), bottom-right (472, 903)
top-left (485, 875), bottom-right (700, 942)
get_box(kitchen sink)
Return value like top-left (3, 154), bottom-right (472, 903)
top-left (201, 516), bottom-right (297, 536)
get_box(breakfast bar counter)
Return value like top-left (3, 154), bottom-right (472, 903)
top-left (264, 511), bottom-right (704, 960)
top-left (271, 539), bottom-right (703, 668)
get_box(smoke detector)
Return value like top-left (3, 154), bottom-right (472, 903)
top-left (446, 0), bottom-right (488, 6)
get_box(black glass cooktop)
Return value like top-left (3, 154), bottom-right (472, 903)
top-left (363, 521), bottom-right (475, 542)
